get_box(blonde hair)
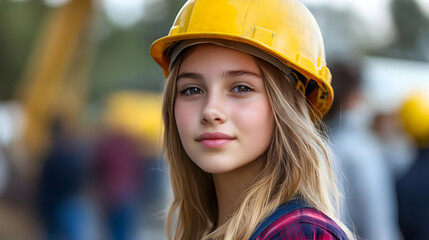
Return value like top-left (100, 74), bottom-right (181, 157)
top-left (162, 47), bottom-right (355, 240)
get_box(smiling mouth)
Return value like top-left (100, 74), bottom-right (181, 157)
top-left (196, 132), bottom-right (234, 148)
top-left (198, 139), bottom-right (233, 148)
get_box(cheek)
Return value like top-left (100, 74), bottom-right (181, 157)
top-left (235, 100), bottom-right (274, 142)
top-left (174, 101), bottom-right (197, 138)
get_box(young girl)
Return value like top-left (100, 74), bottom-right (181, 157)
top-left (150, 0), bottom-right (355, 239)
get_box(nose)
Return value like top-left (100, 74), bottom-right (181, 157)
top-left (201, 93), bottom-right (226, 124)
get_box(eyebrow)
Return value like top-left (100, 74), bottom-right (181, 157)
top-left (177, 70), bottom-right (262, 82)
top-left (223, 70), bottom-right (262, 79)
top-left (177, 72), bottom-right (203, 81)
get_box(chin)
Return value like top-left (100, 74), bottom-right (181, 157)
top-left (194, 159), bottom-right (238, 174)
top-left (196, 157), bottom-right (258, 175)
top-left (197, 164), bottom-right (233, 174)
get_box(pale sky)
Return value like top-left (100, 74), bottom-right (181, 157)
top-left (363, 57), bottom-right (429, 113)
top-left (301, 0), bottom-right (429, 18)
top-left (301, 0), bottom-right (429, 52)
top-left (103, 0), bottom-right (429, 28)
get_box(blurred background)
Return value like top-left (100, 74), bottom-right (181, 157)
top-left (0, 0), bottom-right (428, 239)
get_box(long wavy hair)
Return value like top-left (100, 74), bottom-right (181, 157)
top-left (162, 46), bottom-right (355, 240)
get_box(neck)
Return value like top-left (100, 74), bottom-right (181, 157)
top-left (212, 158), bottom-right (261, 226)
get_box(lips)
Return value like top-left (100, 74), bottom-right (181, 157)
top-left (196, 132), bottom-right (234, 148)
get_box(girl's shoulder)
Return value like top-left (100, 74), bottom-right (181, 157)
top-left (252, 200), bottom-right (348, 240)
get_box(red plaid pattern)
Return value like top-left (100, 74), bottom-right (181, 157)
top-left (255, 208), bottom-right (348, 240)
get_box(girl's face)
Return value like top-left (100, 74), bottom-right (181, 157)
top-left (174, 44), bottom-right (274, 174)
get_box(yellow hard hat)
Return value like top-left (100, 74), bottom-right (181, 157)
top-left (150, 0), bottom-right (333, 117)
top-left (103, 91), bottom-right (163, 149)
top-left (400, 93), bottom-right (429, 145)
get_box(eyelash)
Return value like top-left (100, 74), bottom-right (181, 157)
top-left (231, 84), bottom-right (253, 94)
top-left (178, 84), bottom-right (253, 96)
top-left (179, 86), bottom-right (204, 96)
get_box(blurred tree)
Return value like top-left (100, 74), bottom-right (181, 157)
top-left (89, 0), bottom-right (187, 101)
top-left (310, 6), bottom-right (372, 60)
top-left (0, 0), bottom-right (187, 101)
top-left (371, 0), bottom-right (429, 61)
top-left (0, 1), bottom-right (47, 100)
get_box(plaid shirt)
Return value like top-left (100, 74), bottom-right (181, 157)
top-left (255, 208), bottom-right (348, 240)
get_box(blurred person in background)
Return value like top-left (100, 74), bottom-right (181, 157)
top-left (397, 93), bottom-right (429, 240)
top-left (98, 91), bottom-right (168, 239)
top-left (371, 112), bottom-right (414, 182)
top-left (37, 116), bottom-right (94, 240)
top-left (326, 61), bottom-right (401, 240)
top-left (93, 128), bottom-right (142, 240)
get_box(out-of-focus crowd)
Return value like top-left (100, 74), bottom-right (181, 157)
top-left (326, 60), bottom-right (429, 240)
top-left (0, 92), bottom-right (170, 240)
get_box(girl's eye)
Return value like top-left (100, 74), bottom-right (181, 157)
top-left (180, 87), bottom-right (204, 95)
top-left (232, 85), bottom-right (252, 93)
